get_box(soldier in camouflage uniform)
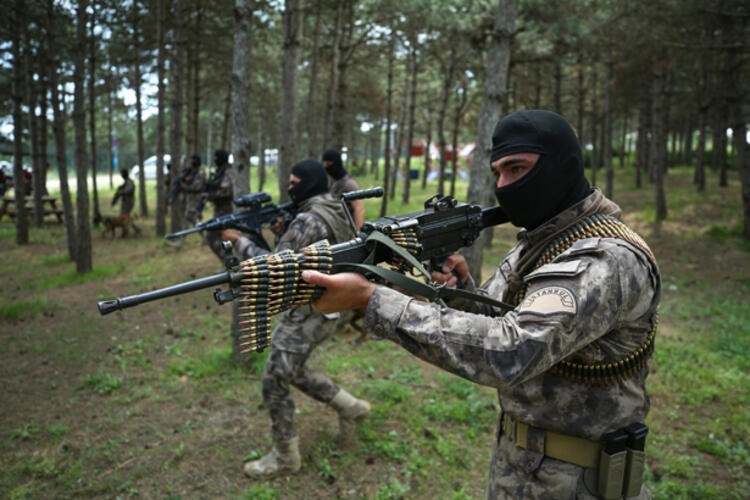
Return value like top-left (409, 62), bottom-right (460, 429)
top-left (112, 168), bottom-right (135, 216)
top-left (203, 149), bottom-right (235, 259)
top-left (321, 149), bottom-right (365, 231)
top-left (179, 154), bottom-right (206, 229)
top-left (224, 160), bottom-right (371, 478)
top-left (304, 110), bottom-right (661, 499)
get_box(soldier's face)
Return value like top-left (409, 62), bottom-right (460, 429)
top-left (490, 153), bottom-right (539, 189)
top-left (288, 174), bottom-right (302, 191)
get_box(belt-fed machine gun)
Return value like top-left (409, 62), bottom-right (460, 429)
top-left (98, 188), bottom-right (510, 352)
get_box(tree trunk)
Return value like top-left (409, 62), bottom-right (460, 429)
top-left (464, 0), bottom-right (516, 282)
top-left (74, 0), bottom-right (92, 272)
top-left (11, 0), bottom-right (28, 244)
top-left (402, 46), bottom-right (417, 204)
top-left (25, 21), bottom-right (44, 228)
top-left (47, 0), bottom-right (75, 258)
top-left (603, 57), bottom-right (614, 198)
top-left (380, 31), bottom-right (395, 217)
top-left (422, 101), bottom-right (432, 191)
top-left (257, 109), bottom-right (266, 191)
top-left (304, 1), bottom-right (322, 157)
top-left (89, 21), bottom-right (101, 221)
top-left (390, 62), bottom-right (408, 201)
top-left (232, 0), bottom-right (251, 197)
top-left (450, 80), bottom-right (468, 199)
top-left (694, 109), bottom-right (707, 191)
top-left (635, 80), bottom-right (651, 189)
top-left (322, 0), bottom-right (343, 149)
top-left (650, 55), bottom-right (668, 221)
top-left (155, 0), bottom-right (167, 236)
top-left (370, 118), bottom-right (381, 181)
top-left (588, 62), bottom-right (598, 188)
top-left (106, 67), bottom-right (115, 189)
top-left (576, 50), bottom-right (585, 147)
top-left (437, 46), bottom-right (456, 196)
top-left (169, 0), bottom-right (187, 233)
top-left (277, 0), bottom-right (302, 202)
top-left (133, 1), bottom-right (148, 217)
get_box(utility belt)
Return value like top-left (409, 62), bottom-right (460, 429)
top-left (501, 413), bottom-right (648, 499)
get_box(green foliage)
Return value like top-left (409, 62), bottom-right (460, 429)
top-left (36, 263), bottom-right (124, 289)
top-left (9, 423), bottom-right (39, 441)
top-left (79, 371), bottom-right (122, 395)
top-left (0, 298), bottom-right (47, 320)
top-left (241, 484), bottom-right (281, 500)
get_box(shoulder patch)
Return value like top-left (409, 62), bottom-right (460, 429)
top-left (518, 286), bottom-right (578, 317)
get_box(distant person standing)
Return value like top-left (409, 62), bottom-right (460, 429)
top-left (179, 154), bottom-right (206, 229)
top-left (202, 149), bottom-right (234, 259)
top-left (321, 149), bottom-right (365, 231)
top-left (112, 168), bottom-right (135, 216)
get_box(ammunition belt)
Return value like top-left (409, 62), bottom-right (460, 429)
top-left (237, 240), bottom-right (333, 352)
top-left (518, 214), bottom-right (658, 385)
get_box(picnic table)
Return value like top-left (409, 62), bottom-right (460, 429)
top-left (0, 195), bottom-right (64, 223)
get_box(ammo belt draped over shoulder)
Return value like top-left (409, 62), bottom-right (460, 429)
top-left (519, 214), bottom-right (659, 386)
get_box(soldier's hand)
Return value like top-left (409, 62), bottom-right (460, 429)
top-left (221, 229), bottom-right (242, 243)
top-left (431, 253), bottom-right (469, 288)
top-left (269, 215), bottom-right (285, 236)
top-left (302, 271), bottom-right (375, 314)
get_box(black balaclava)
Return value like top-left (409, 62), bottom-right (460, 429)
top-left (321, 149), bottom-right (347, 180)
top-left (491, 110), bottom-right (590, 230)
top-left (214, 149), bottom-right (229, 167)
top-left (289, 160), bottom-right (329, 205)
top-left (190, 154), bottom-right (201, 168)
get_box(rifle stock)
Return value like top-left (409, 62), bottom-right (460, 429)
top-left (98, 193), bottom-right (509, 352)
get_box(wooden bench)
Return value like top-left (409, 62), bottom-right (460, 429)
top-left (0, 196), bottom-right (64, 223)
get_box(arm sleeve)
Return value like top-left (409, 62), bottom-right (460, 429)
top-left (364, 239), bottom-right (658, 390)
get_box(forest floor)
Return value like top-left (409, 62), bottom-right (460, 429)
top-left (0, 165), bottom-right (748, 499)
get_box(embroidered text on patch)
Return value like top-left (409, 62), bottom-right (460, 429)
top-left (519, 286), bottom-right (578, 316)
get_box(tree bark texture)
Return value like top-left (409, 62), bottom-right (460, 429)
top-left (464, 0), bottom-right (516, 283)
top-left (169, 0), bottom-right (187, 233)
top-left (74, 0), bottom-right (93, 272)
top-left (277, 0), bottom-right (302, 202)
top-left (231, 0), bottom-right (251, 197)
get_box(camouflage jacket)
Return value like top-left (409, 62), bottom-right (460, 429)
top-left (237, 193), bottom-right (350, 260)
top-left (205, 165), bottom-right (234, 217)
top-left (329, 174), bottom-right (360, 200)
top-left (364, 189), bottom-right (661, 441)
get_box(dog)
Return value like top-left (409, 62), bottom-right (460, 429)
top-left (95, 212), bottom-right (141, 238)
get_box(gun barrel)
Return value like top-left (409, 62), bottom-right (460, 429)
top-left (97, 271), bottom-right (235, 315)
top-left (342, 187), bottom-right (384, 202)
top-left (165, 226), bottom-right (205, 240)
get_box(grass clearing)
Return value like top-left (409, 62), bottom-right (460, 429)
top-left (0, 164), bottom-right (748, 498)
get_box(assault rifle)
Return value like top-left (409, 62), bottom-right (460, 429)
top-left (98, 189), bottom-right (509, 352)
top-left (166, 192), bottom-right (296, 250)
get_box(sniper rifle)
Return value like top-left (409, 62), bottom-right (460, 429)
top-left (98, 189), bottom-right (510, 352)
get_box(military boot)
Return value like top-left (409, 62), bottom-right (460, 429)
top-left (329, 389), bottom-right (371, 445)
top-left (243, 436), bottom-right (301, 478)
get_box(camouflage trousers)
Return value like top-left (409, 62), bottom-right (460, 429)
top-left (183, 199), bottom-right (201, 229)
top-left (262, 305), bottom-right (341, 442)
top-left (487, 419), bottom-right (652, 499)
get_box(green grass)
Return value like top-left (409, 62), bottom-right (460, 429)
top-left (0, 298), bottom-right (47, 320)
top-left (0, 163), bottom-right (748, 498)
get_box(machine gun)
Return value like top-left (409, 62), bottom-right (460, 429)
top-left (166, 192), bottom-right (296, 250)
top-left (98, 189), bottom-right (510, 353)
